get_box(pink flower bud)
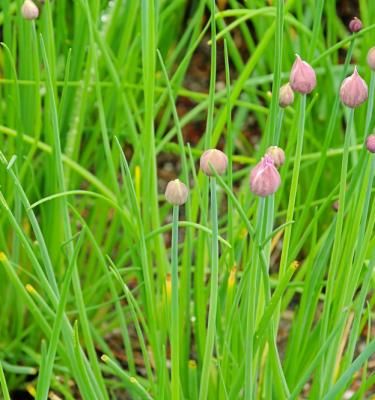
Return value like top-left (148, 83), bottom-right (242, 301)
top-left (332, 200), bottom-right (339, 212)
top-left (367, 47), bottom-right (375, 70)
top-left (349, 17), bottom-right (363, 33)
top-left (339, 67), bottom-right (368, 108)
top-left (279, 83), bottom-right (295, 108)
top-left (21, 0), bottom-right (39, 20)
top-left (289, 55), bottom-right (317, 94)
top-left (366, 134), bottom-right (375, 153)
top-left (266, 146), bottom-right (285, 168)
top-left (250, 155), bottom-right (281, 197)
top-left (200, 149), bottom-right (228, 176)
top-left (165, 179), bottom-right (189, 206)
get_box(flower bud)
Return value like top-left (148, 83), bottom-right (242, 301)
top-left (332, 200), bottom-right (339, 212)
top-left (266, 146), bottom-right (285, 168)
top-left (349, 17), bottom-right (362, 33)
top-left (21, 0), bottom-right (39, 20)
top-left (366, 134), bottom-right (375, 153)
top-left (250, 155), bottom-right (281, 197)
top-left (200, 149), bottom-right (228, 176)
top-left (165, 179), bottom-right (189, 206)
top-left (367, 47), bottom-right (375, 70)
top-left (289, 55), bottom-right (317, 94)
top-left (339, 67), bottom-right (368, 108)
top-left (279, 83), bottom-right (294, 108)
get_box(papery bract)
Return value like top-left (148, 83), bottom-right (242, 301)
top-left (250, 155), bottom-right (281, 197)
top-left (266, 146), bottom-right (285, 168)
top-left (200, 149), bottom-right (228, 176)
top-left (340, 67), bottom-right (368, 108)
top-left (21, 0), bottom-right (39, 20)
top-left (279, 83), bottom-right (295, 108)
top-left (289, 55), bottom-right (317, 94)
top-left (165, 179), bottom-right (189, 206)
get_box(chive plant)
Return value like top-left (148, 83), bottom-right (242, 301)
top-left (0, 1), bottom-right (374, 399)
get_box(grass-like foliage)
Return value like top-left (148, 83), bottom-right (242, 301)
top-left (0, 0), bottom-right (374, 399)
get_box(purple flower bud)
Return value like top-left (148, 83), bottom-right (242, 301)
top-left (21, 0), bottom-right (39, 20)
top-left (200, 149), bottom-right (228, 176)
top-left (339, 67), bottom-right (368, 108)
top-left (349, 17), bottom-right (363, 33)
top-left (289, 55), bottom-right (317, 94)
top-left (165, 179), bottom-right (189, 206)
top-left (250, 155), bottom-right (281, 197)
top-left (266, 146), bottom-right (285, 168)
top-left (366, 134), bottom-right (375, 153)
top-left (279, 83), bottom-right (295, 108)
top-left (367, 47), bottom-right (375, 70)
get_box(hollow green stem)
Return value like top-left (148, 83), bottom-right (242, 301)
top-left (319, 107), bottom-right (354, 394)
top-left (0, 362), bottom-right (11, 400)
top-left (279, 94), bottom-right (306, 275)
top-left (199, 177), bottom-right (219, 400)
top-left (171, 205), bottom-right (180, 399)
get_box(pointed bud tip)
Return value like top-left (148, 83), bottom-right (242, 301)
top-left (289, 56), bottom-right (317, 94)
top-left (340, 68), bottom-right (368, 108)
top-left (279, 83), bottom-right (295, 107)
top-left (250, 156), bottom-right (281, 197)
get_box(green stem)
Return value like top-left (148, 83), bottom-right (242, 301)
top-left (171, 205), bottom-right (180, 399)
top-left (199, 177), bottom-right (219, 400)
top-left (244, 198), bottom-right (266, 399)
top-left (279, 94), bottom-right (306, 275)
top-left (319, 108), bottom-right (354, 394)
top-left (0, 363), bottom-right (11, 400)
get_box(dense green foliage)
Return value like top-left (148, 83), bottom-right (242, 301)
top-left (0, 0), bottom-right (374, 399)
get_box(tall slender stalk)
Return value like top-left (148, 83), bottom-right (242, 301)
top-left (199, 177), bottom-right (219, 400)
top-left (171, 205), bottom-right (180, 399)
top-left (279, 94), bottom-right (306, 275)
top-left (318, 108), bottom-right (354, 395)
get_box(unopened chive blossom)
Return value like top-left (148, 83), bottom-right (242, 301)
top-left (250, 155), bottom-right (281, 197)
top-left (200, 149), bottom-right (228, 176)
top-left (165, 179), bottom-right (189, 206)
top-left (339, 67), bottom-right (368, 108)
top-left (348, 17), bottom-right (363, 33)
top-left (289, 55), bottom-right (317, 94)
top-left (367, 47), bottom-right (375, 70)
top-left (266, 146), bottom-right (285, 168)
top-left (279, 83), bottom-right (295, 107)
top-left (21, 0), bottom-right (39, 20)
top-left (366, 134), bottom-right (375, 153)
